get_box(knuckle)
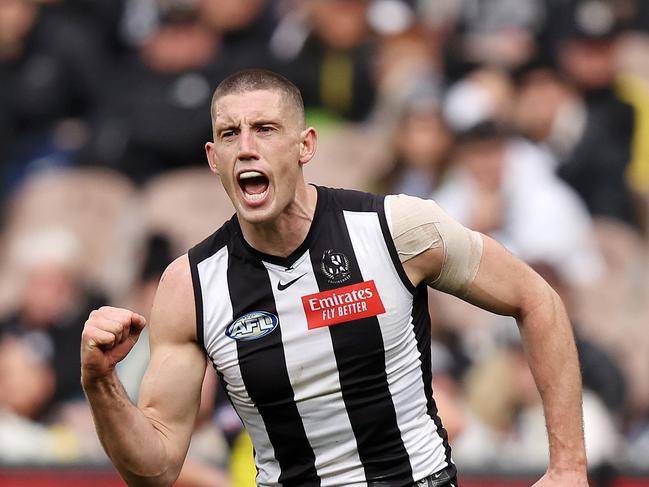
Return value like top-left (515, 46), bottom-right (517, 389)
top-left (81, 328), bottom-right (97, 343)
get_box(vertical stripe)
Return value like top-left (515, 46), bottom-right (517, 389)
top-left (383, 196), bottom-right (456, 474)
top-left (411, 285), bottom-right (456, 476)
top-left (308, 212), bottom-right (413, 485)
top-left (263, 252), bottom-right (367, 486)
top-left (227, 250), bottom-right (320, 487)
top-left (345, 210), bottom-right (451, 481)
top-left (188, 249), bottom-right (205, 349)
top-left (197, 247), bottom-right (281, 485)
top-left (380, 195), bottom-right (416, 294)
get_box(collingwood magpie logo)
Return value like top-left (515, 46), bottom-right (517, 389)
top-left (321, 250), bottom-right (351, 284)
top-left (226, 311), bottom-right (278, 341)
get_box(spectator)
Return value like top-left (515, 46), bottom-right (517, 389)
top-left (273, 0), bottom-right (376, 122)
top-left (442, 0), bottom-right (546, 79)
top-left (0, 336), bottom-right (64, 463)
top-left (0, 0), bottom-right (106, 198)
top-left (200, 0), bottom-right (278, 73)
top-left (546, 0), bottom-right (640, 228)
top-left (375, 86), bottom-right (454, 197)
top-left (0, 228), bottom-right (105, 413)
top-left (85, 0), bottom-right (278, 184)
top-left (435, 70), bottom-right (605, 288)
top-left (83, 0), bottom-right (220, 183)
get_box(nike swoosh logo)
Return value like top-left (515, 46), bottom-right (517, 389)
top-left (277, 273), bottom-right (307, 291)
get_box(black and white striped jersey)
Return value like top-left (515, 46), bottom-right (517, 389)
top-left (188, 186), bottom-right (454, 487)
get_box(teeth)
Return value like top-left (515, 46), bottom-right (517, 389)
top-left (246, 192), bottom-right (267, 201)
top-left (239, 171), bottom-right (264, 180)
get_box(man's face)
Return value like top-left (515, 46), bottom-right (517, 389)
top-left (206, 89), bottom-right (309, 224)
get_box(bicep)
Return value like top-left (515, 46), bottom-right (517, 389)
top-left (136, 255), bottom-right (206, 466)
top-left (462, 234), bottom-right (550, 318)
top-left (137, 341), bottom-right (205, 464)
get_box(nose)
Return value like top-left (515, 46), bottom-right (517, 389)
top-left (237, 128), bottom-right (259, 161)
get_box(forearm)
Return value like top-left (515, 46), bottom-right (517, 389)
top-left (517, 287), bottom-right (587, 474)
top-left (82, 372), bottom-right (179, 486)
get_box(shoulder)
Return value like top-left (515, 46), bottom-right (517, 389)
top-left (319, 186), bottom-right (384, 212)
top-left (188, 215), bottom-right (237, 266)
top-left (386, 193), bottom-right (450, 238)
top-left (160, 254), bottom-right (193, 291)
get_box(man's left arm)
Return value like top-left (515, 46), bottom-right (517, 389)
top-left (396, 196), bottom-right (588, 486)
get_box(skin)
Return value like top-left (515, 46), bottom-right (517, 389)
top-left (81, 88), bottom-right (587, 486)
top-left (206, 89), bottom-right (317, 256)
top-left (406, 239), bottom-right (588, 486)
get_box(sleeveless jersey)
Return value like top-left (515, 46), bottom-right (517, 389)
top-left (188, 186), bottom-right (454, 487)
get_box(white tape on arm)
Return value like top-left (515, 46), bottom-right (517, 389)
top-left (388, 194), bottom-right (483, 296)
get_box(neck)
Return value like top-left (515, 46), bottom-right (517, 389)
top-left (239, 183), bottom-right (318, 257)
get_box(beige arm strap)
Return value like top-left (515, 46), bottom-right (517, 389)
top-left (386, 194), bottom-right (484, 296)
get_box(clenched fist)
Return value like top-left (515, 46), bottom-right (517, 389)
top-left (81, 306), bottom-right (146, 383)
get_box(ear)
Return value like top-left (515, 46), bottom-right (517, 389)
top-left (205, 142), bottom-right (220, 175)
top-left (298, 127), bottom-right (318, 165)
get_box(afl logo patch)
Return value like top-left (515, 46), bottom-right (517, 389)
top-left (321, 250), bottom-right (351, 284)
top-left (226, 311), bottom-right (279, 341)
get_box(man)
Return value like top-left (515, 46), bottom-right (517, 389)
top-left (81, 70), bottom-right (588, 486)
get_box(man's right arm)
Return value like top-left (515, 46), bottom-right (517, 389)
top-left (81, 255), bottom-right (206, 486)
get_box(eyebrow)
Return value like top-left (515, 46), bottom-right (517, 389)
top-left (252, 119), bottom-right (281, 128)
top-left (216, 123), bottom-right (239, 134)
top-left (216, 118), bottom-right (282, 130)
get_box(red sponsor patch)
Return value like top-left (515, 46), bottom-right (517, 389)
top-left (302, 280), bottom-right (386, 329)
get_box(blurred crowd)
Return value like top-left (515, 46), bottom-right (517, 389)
top-left (1, 0), bottom-right (649, 484)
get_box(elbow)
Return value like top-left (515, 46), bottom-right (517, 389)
top-left (515, 278), bottom-right (566, 329)
top-left (123, 468), bottom-right (181, 487)
top-left (118, 446), bottom-right (183, 487)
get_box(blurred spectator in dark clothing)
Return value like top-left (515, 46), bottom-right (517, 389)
top-left (0, 228), bottom-right (105, 415)
top-left (55, 0), bottom-right (127, 54)
top-left (200, 0), bottom-right (278, 73)
top-left (635, 0), bottom-right (649, 30)
top-left (541, 0), bottom-right (639, 53)
top-left (83, 1), bottom-right (220, 183)
top-left (272, 0), bottom-right (376, 122)
top-left (0, 336), bottom-right (66, 463)
top-left (0, 0), bottom-right (107, 198)
top-left (442, 0), bottom-right (546, 80)
top-left (540, 0), bottom-right (641, 228)
top-left (84, 0), bottom-right (275, 184)
top-left (0, 336), bottom-right (55, 421)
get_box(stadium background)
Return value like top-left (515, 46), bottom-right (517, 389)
top-left (1, 0), bottom-right (649, 485)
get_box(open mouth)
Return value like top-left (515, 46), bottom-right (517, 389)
top-left (238, 171), bottom-right (270, 202)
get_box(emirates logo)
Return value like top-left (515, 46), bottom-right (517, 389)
top-left (301, 280), bottom-right (386, 329)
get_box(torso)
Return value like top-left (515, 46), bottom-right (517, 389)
top-left (188, 186), bottom-right (453, 487)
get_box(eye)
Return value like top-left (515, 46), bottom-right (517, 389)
top-left (221, 129), bottom-right (237, 139)
top-left (258, 125), bottom-right (274, 133)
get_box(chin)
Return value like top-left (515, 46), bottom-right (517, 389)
top-left (236, 202), bottom-right (278, 225)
